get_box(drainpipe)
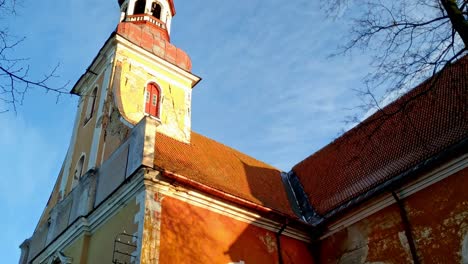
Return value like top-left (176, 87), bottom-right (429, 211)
top-left (276, 221), bottom-right (288, 264)
top-left (392, 192), bottom-right (420, 264)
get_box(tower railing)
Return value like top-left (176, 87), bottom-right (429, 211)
top-left (126, 14), bottom-right (167, 29)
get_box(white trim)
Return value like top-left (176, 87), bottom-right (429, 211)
top-left (71, 153), bottom-right (86, 191)
top-left (320, 154), bottom-right (468, 240)
top-left (88, 63), bottom-right (113, 171)
top-left (32, 164), bottom-right (313, 263)
top-left (119, 116), bottom-right (135, 129)
top-left (33, 170), bottom-right (146, 264)
top-left (145, 171), bottom-right (311, 242)
top-left (127, 0), bottom-right (135, 15)
top-left (71, 43), bottom-right (116, 96)
top-left (143, 80), bottom-right (163, 119)
top-left (83, 86), bottom-right (99, 127)
top-left (58, 101), bottom-right (84, 200)
top-left (133, 190), bottom-right (146, 263)
top-left (43, 251), bottom-right (72, 264)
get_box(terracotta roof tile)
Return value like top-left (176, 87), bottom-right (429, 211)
top-left (292, 56), bottom-right (468, 215)
top-left (154, 131), bottom-right (295, 217)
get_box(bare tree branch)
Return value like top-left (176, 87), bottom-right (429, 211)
top-left (0, 0), bottom-right (69, 114)
top-left (327, 0), bottom-right (467, 118)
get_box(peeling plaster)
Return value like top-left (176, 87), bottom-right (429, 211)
top-left (258, 233), bottom-right (276, 254)
top-left (133, 190), bottom-right (146, 263)
top-left (337, 226), bottom-right (370, 264)
top-left (338, 245), bottom-right (369, 264)
top-left (419, 227), bottom-right (432, 240)
top-left (398, 232), bottom-right (412, 260)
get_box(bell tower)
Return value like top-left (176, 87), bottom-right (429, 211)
top-left (56, 0), bottom-right (200, 201)
top-left (119, 0), bottom-right (176, 37)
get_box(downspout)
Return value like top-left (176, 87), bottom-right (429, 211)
top-left (276, 221), bottom-right (288, 264)
top-left (392, 192), bottom-right (420, 264)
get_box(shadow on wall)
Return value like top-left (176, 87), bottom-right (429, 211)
top-left (227, 162), bottom-right (314, 263)
top-left (159, 194), bottom-right (315, 264)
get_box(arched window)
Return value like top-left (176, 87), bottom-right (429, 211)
top-left (145, 83), bottom-right (161, 118)
top-left (72, 155), bottom-right (85, 189)
top-left (133, 0), bottom-right (146, 15)
top-left (85, 87), bottom-right (98, 123)
top-left (151, 2), bottom-right (162, 19)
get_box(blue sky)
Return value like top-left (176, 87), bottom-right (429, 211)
top-left (1, 0), bottom-right (371, 261)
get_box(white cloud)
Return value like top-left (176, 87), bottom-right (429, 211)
top-left (184, 0), bottom-right (370, 170)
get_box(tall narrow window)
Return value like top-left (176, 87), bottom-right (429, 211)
top-left (72, 155), bottom-right (85, 189)
top-left (134, 0), bottom-right (146, 15)
top-left (145, 83), bottom-right (161, 118)
top-left (151, 2), bottom-right (162, 19)
top-left (85, 87), bottom-right (98, 124)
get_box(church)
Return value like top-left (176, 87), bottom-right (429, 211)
top-left (19, 1), bottom-right (467, 263)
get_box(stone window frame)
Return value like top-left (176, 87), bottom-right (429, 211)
top-left (71, 153), bottom-right (86, 190)
top-left (84, 86), bottom-right (99, 126)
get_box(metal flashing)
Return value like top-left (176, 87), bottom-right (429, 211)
top-left (282, 171), bottom-right (324, 226)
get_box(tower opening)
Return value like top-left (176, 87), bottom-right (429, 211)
top-left (145, 83), bottom-right (161, 118)
top-left (72, 155), bottom-right (85, 189)
top-left (152, 2), bottom-right (162, 20)
top-left (134, 0), bottom-right (146, 15)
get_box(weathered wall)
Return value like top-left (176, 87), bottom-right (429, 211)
top-left (62, 235), bottom-right (90, 264)
top-left (86, 196), bottom-right (139, 264)
top-left (158, 196), bottom-right (315, 264)
top-left (65, 74), bottom-right (105, 195)
top-left (319, 167), bottom-right (468, 264)
top-left (113, 46), bottom-right (193, 143)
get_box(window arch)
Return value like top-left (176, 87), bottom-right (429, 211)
top-left (151, 2), bottom-right (162, 19)
top-left (133, 0), bottom-right (146, 15)
top-left (72, 154), bottom-right (85, 189)
top-left (145, 83), bottom-right (161, 118)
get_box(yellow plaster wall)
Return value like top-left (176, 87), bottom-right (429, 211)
top-left (86, 197), bottom-right (140, 264)
top-left (62, 235), bottom-right (90, 264)
top-left (113, 47), bottom-right (193, 143)
top-left (65, 75), bottom-right (105, 195)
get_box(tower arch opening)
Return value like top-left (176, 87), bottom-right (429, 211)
top-left (151, 2), bottom-right (162, 20)
top-left (71, 154), bottom-right (85, 189)
top-left (133, 0), bottom-right (146, 15)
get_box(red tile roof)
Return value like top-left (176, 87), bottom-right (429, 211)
top-left (292, 56), bottom-right (468, 215)
top-left (154, 132), bottom-right (296, 217)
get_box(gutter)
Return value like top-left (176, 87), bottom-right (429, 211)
top-left (392, 192), bottom-right (420, 264)
top-left (275, 221), bottom-right (288, 264)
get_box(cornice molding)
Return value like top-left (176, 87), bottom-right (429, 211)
top-left (144, 170), bottom-right (311, 242)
